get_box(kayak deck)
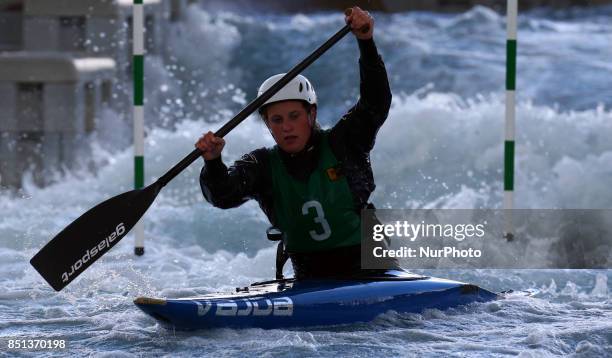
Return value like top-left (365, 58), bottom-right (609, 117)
top-left (135, 270), bottom-right (497, 330)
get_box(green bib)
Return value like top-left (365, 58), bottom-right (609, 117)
top-left (269, 132), bottom-right (361, 253)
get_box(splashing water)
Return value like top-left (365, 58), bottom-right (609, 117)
top-left (1, 5), bottom-right (610, 357)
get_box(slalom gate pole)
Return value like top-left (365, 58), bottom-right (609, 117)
top-left (133, 0), bottom-right (145, 255)
top-left (504, 0), bottom-right (517, 241)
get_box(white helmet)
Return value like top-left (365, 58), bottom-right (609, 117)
top-left (257, 73), bottom-right (317, 111)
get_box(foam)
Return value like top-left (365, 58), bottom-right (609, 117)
top-left (0, 5), bottom-right (611, 356)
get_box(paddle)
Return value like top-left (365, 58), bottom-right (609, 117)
top-left (30, 18), bottom-right (367, 291)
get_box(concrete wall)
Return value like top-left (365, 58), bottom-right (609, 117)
top-left (24, 0), bottom-right (119, 18)
top-left (23, 17), bottom-right (59, 51)
top-left (0, 132), bottom-right (42, 187)
top-left (0, 76), bottom-right (111, 188)
top-left (0, 83), bottom-right (17, 131)
top-left (87, 17), bottom-right (120, 56)
top-left (44, 83), bottom-right (80, 132)
top-left (0, 131), bottom-right (86, 187)
top-left (0, 0), bottom-right (170, 188)
top-left (22, 2), bottom-right (166, 57)
top-left (0, 12), bottom-right (22, 50)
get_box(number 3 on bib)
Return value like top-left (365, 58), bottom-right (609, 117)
top-left (301, 200), bottom-right (331, 241)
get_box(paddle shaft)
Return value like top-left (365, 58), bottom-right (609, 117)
top-left (30, 21), bottom-right (358, 292)
top-left (157, 24), bottom-right (352, 187)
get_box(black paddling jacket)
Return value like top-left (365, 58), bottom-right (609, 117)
top-left (200, 38), bottom-right (394, 278)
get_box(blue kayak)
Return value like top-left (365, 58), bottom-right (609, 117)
top-left (134, 270), bottom-right (497, 330)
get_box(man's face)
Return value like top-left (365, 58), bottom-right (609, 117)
top-left (264, 100), bottom-right (315, 153)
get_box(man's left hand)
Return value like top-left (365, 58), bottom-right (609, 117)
top-left (345, 6), bottom-right (374, 40)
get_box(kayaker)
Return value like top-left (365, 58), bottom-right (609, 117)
top-left (196, 7), bottom-right (398, 279)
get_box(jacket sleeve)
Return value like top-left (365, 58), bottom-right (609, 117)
top-left (331, 38), bottom-right (392, 153)
top-left (199, 148), bottom-right (268, 209)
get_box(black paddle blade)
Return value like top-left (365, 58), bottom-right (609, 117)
top-left (30, 183), bottom-right (161, 291)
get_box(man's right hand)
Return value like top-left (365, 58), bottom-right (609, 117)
top-left (195, 131), bottom-right (225, 160)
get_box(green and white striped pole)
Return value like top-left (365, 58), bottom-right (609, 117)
top-left (504, 0), bottom-right (517, 241)
top-left (133, 0), bottom-right (145, 255)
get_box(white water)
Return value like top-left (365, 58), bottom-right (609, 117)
top-left (1, 4), bottom-right (611, 357)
